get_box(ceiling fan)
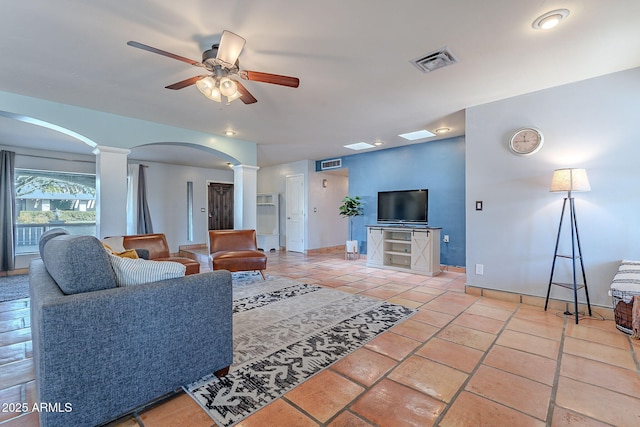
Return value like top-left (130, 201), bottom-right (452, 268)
top-left (127, 30), bottom-right (299, 104)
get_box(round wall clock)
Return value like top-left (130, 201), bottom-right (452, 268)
top-left (508, 127), bottom-right (544, 156)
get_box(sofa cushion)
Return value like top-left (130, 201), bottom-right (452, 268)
top-left (108, 254), bottom-right (186, 286)
top-left (42, 235), bottom-right (118, 295)
top-left (38, 228), bottom-right (69, 258)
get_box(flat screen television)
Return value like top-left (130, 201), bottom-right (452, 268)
top-left (377, 189), bottom-right (428, 225)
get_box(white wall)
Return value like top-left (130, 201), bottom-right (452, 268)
top-left (140, 161), bottom-right (233, 253)
top-left (257, 161), bottom-right (347, 251)
top-left (466, 67), bottom-right (640, 307)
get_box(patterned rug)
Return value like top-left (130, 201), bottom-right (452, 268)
top-left (185, 277), bottom-right (416, 427)
top-left (0, 274), bottom-right (29, 302)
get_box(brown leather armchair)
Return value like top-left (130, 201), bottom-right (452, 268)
top-left (121, 233), bottom-right (201, 275)
top-left (208, 229), bottom-right (267, 279)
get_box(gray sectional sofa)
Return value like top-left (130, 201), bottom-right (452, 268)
top-left (30, 230), bottom-right (233, 426)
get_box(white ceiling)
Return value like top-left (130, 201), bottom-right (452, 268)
top-left (0, 0), bottom-right (639, 169)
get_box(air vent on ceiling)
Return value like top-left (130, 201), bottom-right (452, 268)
top-left (411, 47), bottom-right (458, 73)
top-left (320, 158), bottom-right (342, 170)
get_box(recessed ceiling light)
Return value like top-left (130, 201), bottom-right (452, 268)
top-left (398, 129), bottom-right (436, 141)
top-left (434, 127), bottom-right (450, 134)
top-left (224, 130), bottom-right (236, 136)
top-left (532, 9), bottom-right (569, 30)
top-left (373, 140), bottom-right (384, 146)
top-left (344, 142), bottom-right (375, 150)
top-left (226, 162), bottom-right (233, 168)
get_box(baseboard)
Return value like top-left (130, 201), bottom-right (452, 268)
top-left (0, 268), bottom-right (30, 277)
top-left (465, 285), bottom-right (614, 320)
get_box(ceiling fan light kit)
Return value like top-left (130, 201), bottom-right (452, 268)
top-left (127, 30), bottom-right (299, 105)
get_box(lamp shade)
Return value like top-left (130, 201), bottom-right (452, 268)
top-left (550, 168), bottom-right (591, 193)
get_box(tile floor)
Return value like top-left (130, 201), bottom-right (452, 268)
top-left (1, 250), bottom-right (639, 426)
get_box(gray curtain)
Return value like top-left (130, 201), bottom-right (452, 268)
top-left (136, 165), bottom-right (153, 234)
top-left (0, 150), bottom-right (16, 271)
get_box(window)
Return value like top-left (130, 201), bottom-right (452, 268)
top-left (15, 169), bottom-right (96, 254)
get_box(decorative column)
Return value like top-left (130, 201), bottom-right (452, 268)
top-left (93, 146), bottom-right (130, 238)
top-left (232, 164), bottom-right (259, 230)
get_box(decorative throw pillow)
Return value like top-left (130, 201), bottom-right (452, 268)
top-left (103, 243), bottom-right (139, 259)
top-left (101, 236), bottom-right (127, 253)
top-left (108, 254), bottom-right (186, 287)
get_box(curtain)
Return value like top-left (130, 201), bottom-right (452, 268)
top-left (136, 165), bottom-right (153, 234)
top-left (126, 164), bottom-right (139, 235)
top-left (0, 150), bottom-right (16, 271)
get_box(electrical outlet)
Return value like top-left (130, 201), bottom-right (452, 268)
top-left (443, 235), bottom-right (450, 243)
top-left (475, 264), bottom-right (484, 275)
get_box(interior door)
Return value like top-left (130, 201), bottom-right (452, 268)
top-left (208, 183), bottom-right (234, 230)
top-left (285, 174), bottom-right (305, 252)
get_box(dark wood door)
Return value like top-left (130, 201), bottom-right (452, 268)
top-left (208, 183), bottom-right (234, 230)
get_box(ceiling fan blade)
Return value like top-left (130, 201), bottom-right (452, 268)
top-left (234, 81), bottom-right (257, 104)
top-left (165, 75), bottom-right (208, 90)
top-left (216, 31), bottom-right (246, 66)
top-left (243, 71), bottom-right (300, 88)
top-left (127, 41), bottom-right (204, 67)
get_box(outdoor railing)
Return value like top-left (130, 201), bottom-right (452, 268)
top-left (16, 222), bottom-right (97, 254)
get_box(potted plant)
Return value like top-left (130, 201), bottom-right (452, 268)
top-left (339, 195), bottom-right (364, 254)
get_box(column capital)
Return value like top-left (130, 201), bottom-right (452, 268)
top-left (92, 145), bottom-right (131, 156)
top-left (231, 164), bottom-right (260, 172)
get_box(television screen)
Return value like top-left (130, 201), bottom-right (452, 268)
top-left (377, 189), bottom-right (428, 224)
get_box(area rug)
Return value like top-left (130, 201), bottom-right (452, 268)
top-left (185, 277), bottom-right (416, 427)
top-left (0, 274), bottom-right (29, 302)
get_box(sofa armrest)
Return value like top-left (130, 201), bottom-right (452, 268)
top-left (30, 259), bottom-right (232, 426)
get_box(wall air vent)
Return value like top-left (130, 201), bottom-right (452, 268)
top-left (320, 158), bottom-right (342, 170)
top-left (411, 47), bottom-right (458, 73)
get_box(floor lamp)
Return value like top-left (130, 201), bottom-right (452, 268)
top-left (545, 168), bottom-right (592, 324)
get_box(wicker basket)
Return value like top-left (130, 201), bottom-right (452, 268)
top-left (611, 289), bottom-right (637, 334)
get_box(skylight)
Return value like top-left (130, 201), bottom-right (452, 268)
top-left (344, 142), bottom-right (375, 150)
top-left (398, 129), bottom-right (436, 141)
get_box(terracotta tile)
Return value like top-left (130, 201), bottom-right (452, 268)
top-left (563, 336), bottom-right (636, 370)
top-left (139, 393), bottom-right (211, 427)
top-left (452, 313), bottom-right (505, 334)
top-left (551, 406), bottom-right (611, 427)
top-left (411, 308), bottom-right (455, 328)
top-left (327, 411), bottom-right (374, 427)
top-left (388, 355), bottom-right (467, 403)
top-left (0, 359), bottom-right (34, 389)
top-left (0, 385), bottom-right (22, 423)
top-left (237, 399), bottom-right (317, 427)
top-left (495, 330), bottom-right (559, 359)
top-left (391, 319), bottom-right (439, 341)
top-left (437, 324), bottom-right (496, 351)
top-left (415, 338), bottom-right (483, 373)
top-left (475, 297), bottom-right (519, 311)
top-left (364, 331), bottom-right (421, 361)
top-left (359, 288), bottom-right (400, 300)
top-left (506, 317), bottom-right (563, 341)
top-left (465, 365), bottom-right (551, 420)
top-left (386, 297), bottom-right (423, 309)
top-left (0, 411), bottom-right (40, 427)
top-left (285, 369), bottom-right (364, 422)
top-left (464, 304), bottom-right (513, 321)
top-left (421, 299), bottom-right (469, 316)
top-left (409, 285), bottom-right (446, 296)
top-left (0, 343), bottom-right (26, 365)
top-left (483, 345), bottom-right (557, 386)
top-left (439, 391), bottom-right (545, 427)
top-left (331, 347), bottom-right (397, 387)
top-left (396, 290), bottom-right (438, 303)
top-left (555, 376), bottom-right (640, 426)
top-left (351, 379), bottom-right (445, 426)
top-left (560, 353), bottom-right (640, 397)
top-left (514, 306), bottom-right (565, 326)
top-left (565, 322), bottom-right (631, 350)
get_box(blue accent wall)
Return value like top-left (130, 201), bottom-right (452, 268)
top-left (337, 136), bottom-right (465, 267)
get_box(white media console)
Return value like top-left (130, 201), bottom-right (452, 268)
top-left (366, 225), bottom-right (441, 276)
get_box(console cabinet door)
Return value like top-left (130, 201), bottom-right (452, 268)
top-left (411, 230), bottom-right (432, 273)
top-left (367, 227), bottom-right (384, 266)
